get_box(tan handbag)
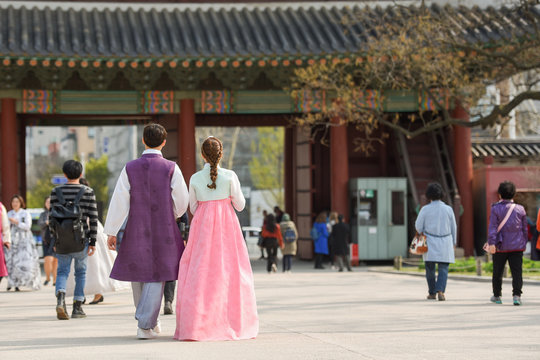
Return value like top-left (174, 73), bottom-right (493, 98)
top-left (409, 232), bottom-right (428, 255)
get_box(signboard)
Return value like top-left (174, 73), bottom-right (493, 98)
top-left (51, 175), bottom-right (67, 185)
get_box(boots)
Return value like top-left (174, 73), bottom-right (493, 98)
top-left (56, 292), bottom-right (69, 320)
top-left (72, 300), bottom-right (87, 318)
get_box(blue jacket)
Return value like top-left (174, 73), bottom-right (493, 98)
top-left (488, 200), bottom-right (527, 252)
top-left (415, 200), bottom-right (457, 263)
top-left (313, 222), bottom-right (329, 255)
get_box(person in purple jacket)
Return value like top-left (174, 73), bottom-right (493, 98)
top-left (104, 123), bottom-right (189, 339)
top-left (487, 181), bottom-right (528, 306)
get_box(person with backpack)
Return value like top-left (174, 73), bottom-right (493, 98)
top-left (279, 213), bottom-right (297, 273)
top-left (487, 181), bottom-right (528, 306)
top-left (49, 160), bottom-right (98, 320)
top-left (104, 123), bottom-right (189, 340)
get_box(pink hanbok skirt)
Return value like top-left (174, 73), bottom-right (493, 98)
top-left (174, 198), bottom-right (259, 341)
top-left (0, 242), bottom-right (7, 277)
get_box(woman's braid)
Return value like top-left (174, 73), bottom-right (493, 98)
top-left (202, 137), bottom-right (223, 190)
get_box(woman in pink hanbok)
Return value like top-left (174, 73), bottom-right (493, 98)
top-left (0, 202), bottom-right (11, 283)
top-left (175, 136), bottom-right (259, 341)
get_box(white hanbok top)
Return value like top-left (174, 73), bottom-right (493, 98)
top-left (7, 209), bottom-right (32, 232)
top-left (189, 163), bottom-right (245, 214)
top-left (103, 149), bottom-right (189, 236)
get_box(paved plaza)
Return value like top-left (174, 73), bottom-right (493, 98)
top-left (2, 260), bottom-right (540, 360)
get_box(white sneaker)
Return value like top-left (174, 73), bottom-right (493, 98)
top-left (137, 327), bottom-right (157, 340)
top-left (153, 319), bottom-right (161, 334)
top-left (271, 264), bottom-right (277, 273)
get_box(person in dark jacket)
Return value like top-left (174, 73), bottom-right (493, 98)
top-left (487, 181), bottom-right (528, 306)
top-left (329, 214), bottom-right (352, 272)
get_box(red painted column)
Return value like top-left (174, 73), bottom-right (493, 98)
top-left (330, 118), bottom-right (349, 220)
top-left (452, 103), bottom-right (474, 256)
top-left (284, 126), bottom-right (294, 216)
top-left (1, 98), bottom-right (18, 205)
top-left (179, 99), bottom-right (196, 184)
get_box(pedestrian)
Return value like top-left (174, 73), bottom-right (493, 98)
top-left (329, 214), bottom-right (352, 272)
top-left (415, 182), bottom-right (457, 301)
top-left (104, 123), bottom-right (189, 339)
top-left (49, 161), bottom-right (98, 319)
top-left (279, 213), bottom-right (297, 273)
top-left (39, 196), bottom-right (57, 286)
top-left (262, 213), bottom-right (284, 273)
top-left (313, 212), bottom-right (329, 269)
top-left (327, 211), bottom-right (339, 269)
top-left (487, 181), bottom-right (528, 305)
top-left (257, 210), bottom-right (268, 260)
top-left (0, 201), bottom-right (11, 284)
top-left (65, 178), bottom-right (130, 305)
top-left (174, 136), bottom-right (259, 341)
top-left (163, 213), bottom-right (190, 316)
top-left (5, 195), bottom-right (41, 291)
top-left (274, 206), bottom-right (284, 223)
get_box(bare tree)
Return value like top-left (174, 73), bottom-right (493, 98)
top-left (289, 0), bottom-right (540, 152)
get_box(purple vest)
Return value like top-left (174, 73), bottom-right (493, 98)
top-left (110, 153), bottom-right (184, 282)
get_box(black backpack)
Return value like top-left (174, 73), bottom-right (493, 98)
top-left (49, 186), bottom-right (87, 254)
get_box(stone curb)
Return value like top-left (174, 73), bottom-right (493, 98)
top-left (368, 268), bottom-right (540, 286)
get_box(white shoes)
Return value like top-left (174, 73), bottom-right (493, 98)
top-left (153, 319), bottom-right (161, 334)
top-left (137, 327), bottom-right (157, 340)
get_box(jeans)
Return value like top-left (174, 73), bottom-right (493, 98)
top-left (425, 261), bottom-right (449, 294)
top-left (492, 251), bottom-right (523, 297)
top-left (282, 255), bottom-right (293, 272)
top-left (55, 245), bottom-right (88, 302)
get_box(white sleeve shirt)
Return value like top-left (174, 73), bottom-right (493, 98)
top-left (103, 149), bottom-right (189, 236)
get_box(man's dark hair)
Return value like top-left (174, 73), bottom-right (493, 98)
top-left (143, 123), bottom-right (167, 148)
top-left (498, 181), bottom-right (516, 200)
top-left (425, 182), bottom-right (444, 201)
top-left (62, 160), bottom-right (83, 180)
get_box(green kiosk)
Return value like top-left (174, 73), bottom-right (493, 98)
top-left (350, 178), bottom-right (408, 260)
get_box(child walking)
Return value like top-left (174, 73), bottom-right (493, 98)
top-left (174, 136), bottom-right (259, 341)
top-left (487, 181), bottom-right (528, 305)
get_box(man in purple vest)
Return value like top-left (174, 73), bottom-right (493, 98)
top-left (104, 123), bottom-right (188, 339)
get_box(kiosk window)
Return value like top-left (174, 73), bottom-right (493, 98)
top-left (358, 189), bottom-right (377, 225)
top-left (391, 191), bottom-right (405, 225)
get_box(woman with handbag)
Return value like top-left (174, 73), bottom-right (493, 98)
top-left (415, 183), bottom-right (457, 301)
top-left (487, 181), bottom-right (528, 305)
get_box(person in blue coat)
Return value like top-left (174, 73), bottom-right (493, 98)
top-left (415, 183), bottom-right (457, 301)
top-left (313, 212), bottom-right (329, 269)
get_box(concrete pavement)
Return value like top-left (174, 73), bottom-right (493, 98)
top-left (2, 260), bottom-right (540, 360)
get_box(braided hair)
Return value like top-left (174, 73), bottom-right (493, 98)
top-left (201, 136), bottom-right (223, 190)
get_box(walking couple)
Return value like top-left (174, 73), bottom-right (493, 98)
top-left (104, 123), bottom-right (259, 341)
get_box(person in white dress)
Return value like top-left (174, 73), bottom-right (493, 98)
top-left (65, 178), bottom-right (129, 302)
top-left (5, 195), bottom-right (41, 291)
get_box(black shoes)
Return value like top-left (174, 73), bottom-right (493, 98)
top-left (44, 280), bottom-right (50, 286)
top-left (89, 294), bottom-right (104, 304)
top-left (164, 301), bottom-right (173, 315)
top-left (56, 292), bottom-right (69, 320)
top-left (72, 300), bottom-right (87, 318)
